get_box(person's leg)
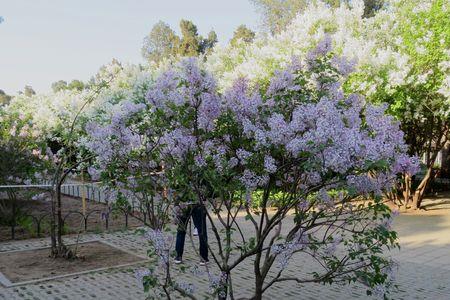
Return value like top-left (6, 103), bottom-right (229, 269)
top-left (191, 205), bottom-right (208, 261)
top-left (175, 208), bottom-right (190, 260)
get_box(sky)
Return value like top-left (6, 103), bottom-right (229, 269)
top-left (0, 0), bottom-right (259, 95)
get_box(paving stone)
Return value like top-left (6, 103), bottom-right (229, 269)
top-left (1, 212), bottom-right (450, 299)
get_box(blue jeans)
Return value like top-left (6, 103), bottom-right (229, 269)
top-left (175, 205), bottom-right (208, 261)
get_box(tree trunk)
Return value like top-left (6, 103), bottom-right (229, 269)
top-left (252, 251), bottom-right (264, 300)
top-left (57, 183), bottom-right (63, 247)
top-left (441, 142), bottom-right (450, 177)
top-left (403, 174), bottom-right (411, 209)
top-left (50, 182), bottom-right (73, 258)
top-left (50, 188), bottom-right (57, 255)
top-left (11, 194), bottom-right (16, 240)
top-left (7, 189), bottom-right (17, 240)
top-left (218, 285), bottom-right (228, 300)
top-left (252, 275), bottom-right (264, 300)
top-left (412, 167), bottom-right (433, 210)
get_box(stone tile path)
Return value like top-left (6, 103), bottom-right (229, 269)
top-left (1, 204), bottom-right (450, 299)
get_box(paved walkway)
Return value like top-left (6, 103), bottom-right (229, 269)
top-left (1, 200), bottom-right (450, 299)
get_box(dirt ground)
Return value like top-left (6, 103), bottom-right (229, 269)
top-left (0, 241), bottom-right (145, 283)
top-left (0, 191), bottom-right (143, 241)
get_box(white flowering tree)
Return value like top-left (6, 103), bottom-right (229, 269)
top-left (4, 59), bottom-right (160, 256)
top-left (348, 0), bottom-right (450, 209)
top-left (207, 0), bottom-right (449, 210)
top-left (206, 1), bottom-right (369, 92)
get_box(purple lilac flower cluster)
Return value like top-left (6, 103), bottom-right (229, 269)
top-left (208, 271), bottom-right (228, 298)
top-left (86, 40), bottom-right (418, 205)
top-left (393, 154), bottom-right (421, 176)
top-left (144, 229), bottom-right (173, 264)
top-left (134, 268), bottom-right (152, 286)
top-left (84, 103), bottom-right (142, 169)
top-left (177, 282), bottom-right (196, 295)
top-left (271, 231), bottom-right (309, 269)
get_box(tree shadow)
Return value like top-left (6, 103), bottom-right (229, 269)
top-left (394, 213), bottom-right (450, 241)
top-left (422, 199), bottom-right (450, 211)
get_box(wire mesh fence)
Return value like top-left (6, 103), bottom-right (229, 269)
top-left (0, 183), bottom-right (142, 241)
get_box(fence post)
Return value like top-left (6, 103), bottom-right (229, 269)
top-left (11, 197), bottom-right (16, 240)
top-left (37, 220), bottom-right (41, 237)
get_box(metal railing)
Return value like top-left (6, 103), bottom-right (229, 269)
top-left (0, 182), bottom-right (140, 240)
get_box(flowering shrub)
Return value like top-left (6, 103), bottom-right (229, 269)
top-left (86, 36), bottom-right (416, 298)
top-left (0, 110), bottom-right (46, 185)
top-left (207, 0), bottom-right (449, 210)
top-left (206, 1), bottom-right (368, 91)
top-left (0, 110), bottom-right (49, 238)
top-left (2, 61), bottom-right (157, 256)
top-left (82, 96), bottom-right (172, 228)
top-left (5, 61), bottom-right (158, 143)
top-left (348, 0), bottom-right (450, 209)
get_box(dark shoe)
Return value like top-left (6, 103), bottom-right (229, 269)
top-left (174, 256), bottom-right (182, 264)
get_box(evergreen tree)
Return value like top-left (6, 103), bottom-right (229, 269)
top-left (230, 25), bottom-right (256, 45)
top-left (51, 80), bottom-right (68, 92)
top-left (67, 79), bottom-right (85, 91)
top-left (200, 30), bottom-right (218, 54)
top-left (23, 85), bottom-right (36, 97)
top-left (0, 89), bottom-right (12, 105)
top-left (178, 19), bottom-right (201, 57)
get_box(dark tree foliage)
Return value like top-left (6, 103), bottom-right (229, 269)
top-left (51, 80), bottom-right (68, 92)
top-left (230, 24), bottom-right (256, 45)
top-left (0, 89), bottom-right (12, 106)
top-left (142, 19), bottom-right (218, 63)
top-left (67, 80), bottom-right (85, 91)
top-left (363, 0), bottom-right (385, 17)
top-left (141, 21), bottom-right (180, 63)
top-left (200, 30), bottom-right (218, 54)
top-left (23, 85), bottom-right (36, 97)
top-left (178, 19), bottom-right (201, 57)
top-left (51, 79), bottom-right (85, 92)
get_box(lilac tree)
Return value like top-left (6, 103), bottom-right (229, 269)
top-left (86, 38), bottom-right (417, 299)
top-left (0, 111), bottom-right (47, 239)
top-left (83, 98), bottom-right (173, 229)
top-left (44, 79), bottom-right (113, 258)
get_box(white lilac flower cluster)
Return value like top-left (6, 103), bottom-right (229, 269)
top-left (207, 0), bottom-right (449, 126)
top-left (4, 61), bottom-right (158, 140)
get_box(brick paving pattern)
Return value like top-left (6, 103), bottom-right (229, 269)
top-left (1, 205), bottom-right (450, 299)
